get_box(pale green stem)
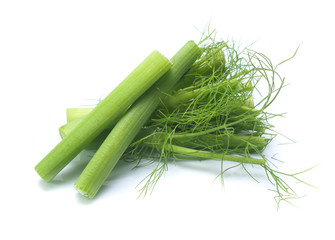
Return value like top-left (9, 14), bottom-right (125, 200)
top-left (171, 49), bottom-right (225, 91)
top-left (35, 51), bottom-right (172, 182)
top-left (166, 144), bottom-right (266, 165)
top-left (66, 108), bottom-right (93, 122)
top-left (74, 41), bottom-right (201, 198)
top-left (171, 133), bottom-right (267, 150)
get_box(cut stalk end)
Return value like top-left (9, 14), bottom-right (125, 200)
top-left (74, 184), bottom-right (95, 199)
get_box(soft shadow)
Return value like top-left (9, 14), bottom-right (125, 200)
top-left (59, 150), bottom-right (95, 182)
top-left (94, 160), bottom-right (137, 197)
top-left (105, 159), bottom-right (136, 182)
top-left (38, 178), bottom-right (65, 190)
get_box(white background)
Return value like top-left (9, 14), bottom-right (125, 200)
top-left (1, 0), bottom-right (334, 239)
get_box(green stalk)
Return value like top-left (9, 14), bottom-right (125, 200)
top-left (170, 133), bottom-right (267, 151)
top-left (66, 108), bottom-right (93, 122)
top-left (74, 40), bottom-right (201, 198)
top-left (59, 118), bottom-right (82, 138)
top-left (35, 51), bottom-right (172, 182)
top-left (59, 108), bottom-right (125, 139)
top-left (172, 44), bottom-right (226, 90)
top-left (166, 144), bottom-right (266, 165)
top-left (66, 108), bottom-right (94, 122)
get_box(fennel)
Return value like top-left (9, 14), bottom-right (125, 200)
top-left (35, 51), bottom-right (172, 182)
top-left (37, 29), bottom-right (311, 207)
